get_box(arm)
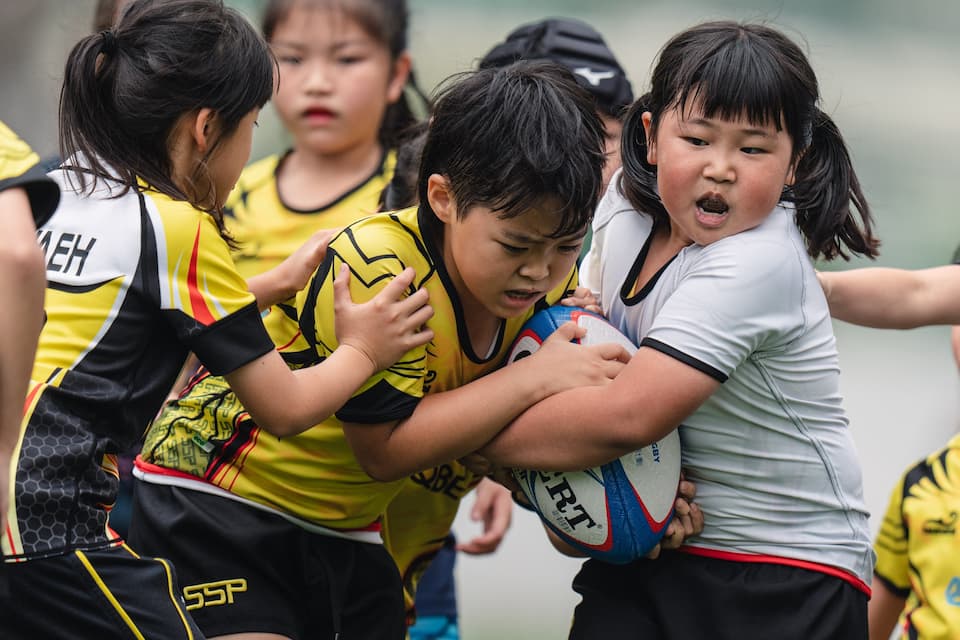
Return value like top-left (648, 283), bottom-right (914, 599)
top-left (480, 345), bottom-right (718, 471)
top-left (0, 187), bottom-right (47, 531)
top-left (867, 575), bottom-right (905, 640)
top-left (225, 265), bottom-right (434, 437)
top-left (819, 265), bottom-right (960, 328)
top-left (342, 322), bottom-right (631, 481)
top-left (246, 228), bottom-right (338, 310)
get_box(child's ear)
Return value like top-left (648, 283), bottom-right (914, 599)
top-left (642, 111), bottom-right (657, 165)
top-left (386, 52), bottom-right (412, 105)
top-left (426, 174), bottom-right (456, 223)
top-left (191, 107), bottom-right (218, 154)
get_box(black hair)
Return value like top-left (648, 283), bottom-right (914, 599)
top-left (262, 0), bottom-right (431, 148)
top-left (59, 0), bottom-right (274, 240)
top-left (378, 119), bottom-right (428, 211)
top-left (418, 60), bottom-right (605, 239)
top-left (479, 17), bottom-right (633, 119)
top-left (620, 20), bottom-right (879, 261)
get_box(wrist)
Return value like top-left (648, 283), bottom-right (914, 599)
top-left (335, 341), bottom-right (379, 379)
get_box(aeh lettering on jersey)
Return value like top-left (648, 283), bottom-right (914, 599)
top-left (37, 228), bottom-right (97, 276)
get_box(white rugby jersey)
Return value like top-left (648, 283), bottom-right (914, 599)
top-left (581, 174), bottom-right (874, 589)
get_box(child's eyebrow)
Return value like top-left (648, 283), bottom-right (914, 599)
top-left (687, 117), bottom-right (775, 138)
top-left (502, 229), bottom-right (587, 244)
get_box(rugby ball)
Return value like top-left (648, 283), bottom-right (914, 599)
top-left (508, 305), bottom-right (681, 564)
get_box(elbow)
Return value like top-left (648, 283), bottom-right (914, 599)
top-left (1, 243), bottom-right (46, 288)
top-left (356, 453), bottom-right (407, 483)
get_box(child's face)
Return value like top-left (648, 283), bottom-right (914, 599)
top-left (643, 101), bottom-right (796, 246)
top-left (269, 5), bottom-right (409, 157)
top-left (428, 176), bottom-right (585, 320)
top-left (209, 109), bottom-right (259, 208)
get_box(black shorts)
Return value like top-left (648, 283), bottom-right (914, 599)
top-left (128, 480), bottom-right (405, 640)
top-left (569, 550), bottom-right (868, 640)
top-left (0, 545), bottom-right (204, 639)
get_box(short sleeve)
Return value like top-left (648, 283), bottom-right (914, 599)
top-left (154, 204), bottom-right (272, 375)
top-left (296, 224), bottom-right (428, 424)
top-left (872, 475), bottom-right (911, 596)
top-left (0, 121), bottom-right (60, 226)
top-left (643, 236), bottom-right (805, 379)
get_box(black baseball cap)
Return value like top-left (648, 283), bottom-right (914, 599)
top-left (479, 17), bottom-right (634, 117)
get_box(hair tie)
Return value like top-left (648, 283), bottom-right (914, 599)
top-left (99, 30), bottom-right (118, 56)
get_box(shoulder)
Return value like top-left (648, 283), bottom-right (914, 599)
top-left (330, 206), bottom-right (431, 276)
top-left (592, 171), bottom-right (646, 232)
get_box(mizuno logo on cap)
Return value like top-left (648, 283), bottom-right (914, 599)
top-left (573, 67), bottom-right (616, 87)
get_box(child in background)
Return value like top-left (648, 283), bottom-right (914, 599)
top-left (868, 434), bottom-right (960, 640)
top-left (1, 1), bottom-right (432, 637)
top-left (478, 16), bottom-right (633, 192)
top-left (479, 21), bottom-right (880, 639)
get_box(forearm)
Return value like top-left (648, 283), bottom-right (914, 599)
top-left (246, 265), bottom-right (298, 311)
top-left (479, 383), bottom-right (642, 471)
top-left (226, 344), bottom-right (377, 437)
top-left (823, 266), bottom-right (960, 328)
top-left (345, 359), bottom-right (560, 482)
top-left (481, 347), bottom-right (713, 471)
top-left (867, 576), bottom-right (905, 640)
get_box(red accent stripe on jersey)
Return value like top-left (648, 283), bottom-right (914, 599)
top-left (187, 222), bottom-right (216, 326)
top-left (277, 330), bottom-right (303, 351)
top-left (22, 381), bottom-right (42, 413)
top-left (206, 419), bottom-right (255, 486)
top-left (679, 545), bottom-right (871, 596)
top-left (135, 456), bottom-right (206, 481)
top-left (225, 426), bottom-right (261, 491)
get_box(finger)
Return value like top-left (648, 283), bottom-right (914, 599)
top-left (645, 542), bottom-right (662, 560)
top-left (332, 264), bottom-right (353, 306)
top-left (594, 343), bottom-right (632, 364)
top-left (404, 304), bottom-right (434, 329)
top-left (550, 320), bottom-right (585, 343)
top-left (376, 266), bottom-right (416, 301)
top-left (677, 479), bottom-right (697, 501)
top-left (689, 502), bottom-right (704, 535)
top-left (396, 287), bottom-right (430, 314)
top-left (583, 304), bottom-right (602, 314)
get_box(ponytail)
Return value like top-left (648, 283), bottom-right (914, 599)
top-left (380, 68), bottom-right (432, 148)
top-left (789, 109), bottom-right (879, 261)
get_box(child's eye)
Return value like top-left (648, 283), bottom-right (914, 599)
top-left (558, 243), bottom-right (583, 254)
top-left (337, 55), bottom-right (364, 65)
top-left (278, 55), bottom-right (302, 65)
top-left (683, 137), bottom-right (707, 147)
top-left (499, 242), bottom-right (525, 255)
top-left (741, 146), bottom-right (766, 155)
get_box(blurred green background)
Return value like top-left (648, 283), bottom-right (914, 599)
top-left (2, 1), bottom-right (957, 638)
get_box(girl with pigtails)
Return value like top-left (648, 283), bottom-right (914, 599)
top-left (479, 20), bottom-right (880, 639)
top-left (1, 1), bottom-right (432, 637)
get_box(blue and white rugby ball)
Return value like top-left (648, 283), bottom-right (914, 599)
top-left (508, 305), bottom-right (681, 564)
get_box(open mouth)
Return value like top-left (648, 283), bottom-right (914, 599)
top-left (505, 290), bottom-right (540, 303)
top-left (697, 196), bottom-right (729, 215)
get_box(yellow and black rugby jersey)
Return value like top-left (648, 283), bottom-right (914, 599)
top-left (874, 433), bottom-right (960, 639)
top-left (381, 472), bottom-right (483, 621)
top-left (5, 171), bottom-right (272, 563)
top-left (0, 120), bottom-right (59, 226)
top-left (224, 150), bottom-right (396, 363)
top-left (138, 204), bottom-right (576, 539)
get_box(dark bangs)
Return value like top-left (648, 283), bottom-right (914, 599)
top-left (420, 61), bottom-right (605, 239)
top-left (651, 22), bottom-right (817, 159)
